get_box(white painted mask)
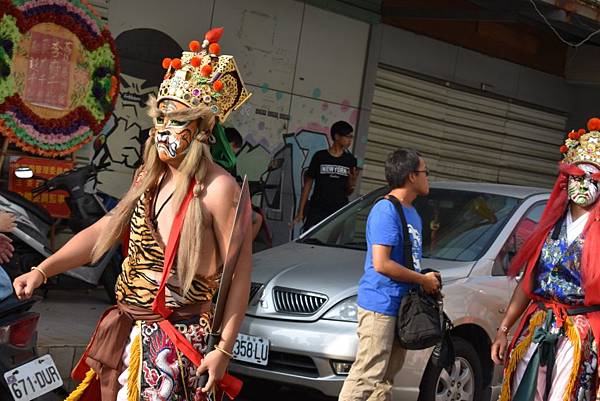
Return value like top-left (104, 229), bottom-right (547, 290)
top-left (568, 163), bottom-right (600, 207)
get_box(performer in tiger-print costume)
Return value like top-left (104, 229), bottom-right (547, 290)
top-left (13, 27), bottom-right (252, 401)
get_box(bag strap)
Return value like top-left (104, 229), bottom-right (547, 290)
top-left (382, 195), bottom-right (414, 271)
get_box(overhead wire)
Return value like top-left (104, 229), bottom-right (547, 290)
top-left (528, 0), bottom-right (600, 47)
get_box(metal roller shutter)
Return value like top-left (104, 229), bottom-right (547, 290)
top-left (362, 65), bottom-right (568, 194)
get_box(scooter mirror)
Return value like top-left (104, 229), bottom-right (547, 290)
top-left (14, 167), bottom-right (33, 179)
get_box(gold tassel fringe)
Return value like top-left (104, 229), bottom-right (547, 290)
top-left (64, 369), bottom-right (97, 401)
top-left (562, 318), bottom-right (582, 401)
top-left (127, 331), bottom-right (142, 401)
top-left (499, 310), bottom-right (546, 401)
top-left (499, 310), bottom-right (586, 401)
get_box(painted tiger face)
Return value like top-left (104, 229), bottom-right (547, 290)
top-left (153, 100), bottom-right (199, 164)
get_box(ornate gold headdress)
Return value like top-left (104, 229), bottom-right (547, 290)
top-left (561, 118), bottom-right (600, 167)
top-left (158, 27), bottom-right (251, 122)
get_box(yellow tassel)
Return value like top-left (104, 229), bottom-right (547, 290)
top-left (499, 310), bottom-right (546, 401)
top-left (64, 369), bottom-right (97, 401)
top-left (562, 317), bottom-right (582, 401)
top-left (127, 331), bottom-right (142, 401)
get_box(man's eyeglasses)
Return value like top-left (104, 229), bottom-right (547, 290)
top-left (414, 169), bottom-right (429, 177)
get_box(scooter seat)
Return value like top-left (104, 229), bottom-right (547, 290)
top-left (0, 189), bottom-right (53, 225)
top-left (0, 294), bottom-right (36, 319)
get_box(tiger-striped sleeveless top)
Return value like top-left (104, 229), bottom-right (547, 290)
top-left (115, 191), bottom-right (220, 309)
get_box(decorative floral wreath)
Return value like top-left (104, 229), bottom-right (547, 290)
top-left (0, 0), bottom-right (119, 157)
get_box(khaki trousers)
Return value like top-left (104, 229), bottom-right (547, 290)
top-left (338, 307), bottom-right (406, 401)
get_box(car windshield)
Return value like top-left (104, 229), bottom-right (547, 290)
top-left (298, 187), bottom-right (521, 262)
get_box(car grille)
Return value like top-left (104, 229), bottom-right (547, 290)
top-left (234, 351), bottom-right (319, 377)
top-left (272, 287), bottom-right (328, 315)
top-left (249, 282), bottom-right (263, 303)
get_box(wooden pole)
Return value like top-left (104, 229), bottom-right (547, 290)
top-left (0, 136), bottom-right (9, 178)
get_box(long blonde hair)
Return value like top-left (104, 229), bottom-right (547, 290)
top-left (92, 108), bottom-right (215, 295)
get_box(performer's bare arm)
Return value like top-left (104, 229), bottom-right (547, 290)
top-left (12, 168), bottom-right (145, 300)
top-left (13, 215), bottom-right (112, 299)
top-left (292, 176), bottom-right (313, 225)
top-left (198, 171), bottom-right (252, 392)
top-left (491, 282), bottom-right (531, 364)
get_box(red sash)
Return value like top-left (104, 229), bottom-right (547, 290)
top-left (151, 179), bottom-right (242, 399)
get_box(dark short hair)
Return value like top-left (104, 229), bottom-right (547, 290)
top-left (385, 149), bottom-right (421, 189)
top-left (225, 127), bottom-right (243, 149)
top-left (331, 121), bottom-right (353, 140)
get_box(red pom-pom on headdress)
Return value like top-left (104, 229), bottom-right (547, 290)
top-left (568, 130), bottom-right (578, 140)
top-left (190, 56), bottom-right (201, 68)
top-left (162, 58), bottom-right (172, 69)
top-left (588, 117), bottom-right (600, 131)
top-left (189, 40), bottom-right (201, 52)
top-left (205, 27), bottom-right (224, 43)
top-left (213, 80), bottom-right (224, 92)
top-left (201, 64), bottom-right (213, 77)
top-left (171, 58), bottom-right (182, 69)
top-left (578, 128), bottom-right (586, 136)
top-left (209, 43), bottom-right (221, 56)
top-left (560, 145), bottom-right (569, 154)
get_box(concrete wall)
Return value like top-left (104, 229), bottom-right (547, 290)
top-left (377, 24), bottom-right (574, 114)
top-left (375, 24), bottom-right (600, 132)
top-left (567, 84), bottom-right (600, 130)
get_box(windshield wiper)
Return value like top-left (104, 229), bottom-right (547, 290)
top-left (299, 238), bottom-right (325, 245)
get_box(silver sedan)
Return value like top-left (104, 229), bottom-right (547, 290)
top-left (230, 182), bottom-right (550, 401)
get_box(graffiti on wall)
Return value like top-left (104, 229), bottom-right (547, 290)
top-left (232, 100), bottom-right (359, 244)
top-left (86, 25), bottom-right (360, 245)
top-left (92, 29), bottom-right (182, 196)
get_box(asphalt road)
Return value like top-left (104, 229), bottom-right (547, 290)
top-left (238, 377), bottom-right (337, 401)
top-left (34, 288), bottom-right (339, 401)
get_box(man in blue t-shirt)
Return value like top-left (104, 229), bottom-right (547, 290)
top-left (339, 148), bottom-right (441, 401)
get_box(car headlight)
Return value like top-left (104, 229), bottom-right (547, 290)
top-left (323, 296), bottom-right (358, 322)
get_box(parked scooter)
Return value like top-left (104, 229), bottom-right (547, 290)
top-left (1, 162), bottom-right (122, 303)
top-left (248, 158), bottom-right (283, 253)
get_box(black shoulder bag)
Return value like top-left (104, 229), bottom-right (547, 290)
top-left (384, 196), bottom-right (454, 365)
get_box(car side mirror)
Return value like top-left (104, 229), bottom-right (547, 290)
top-left (501, 233), bottom-right (518, 274)
top-left (492, 233), bottom-right (518, 276)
